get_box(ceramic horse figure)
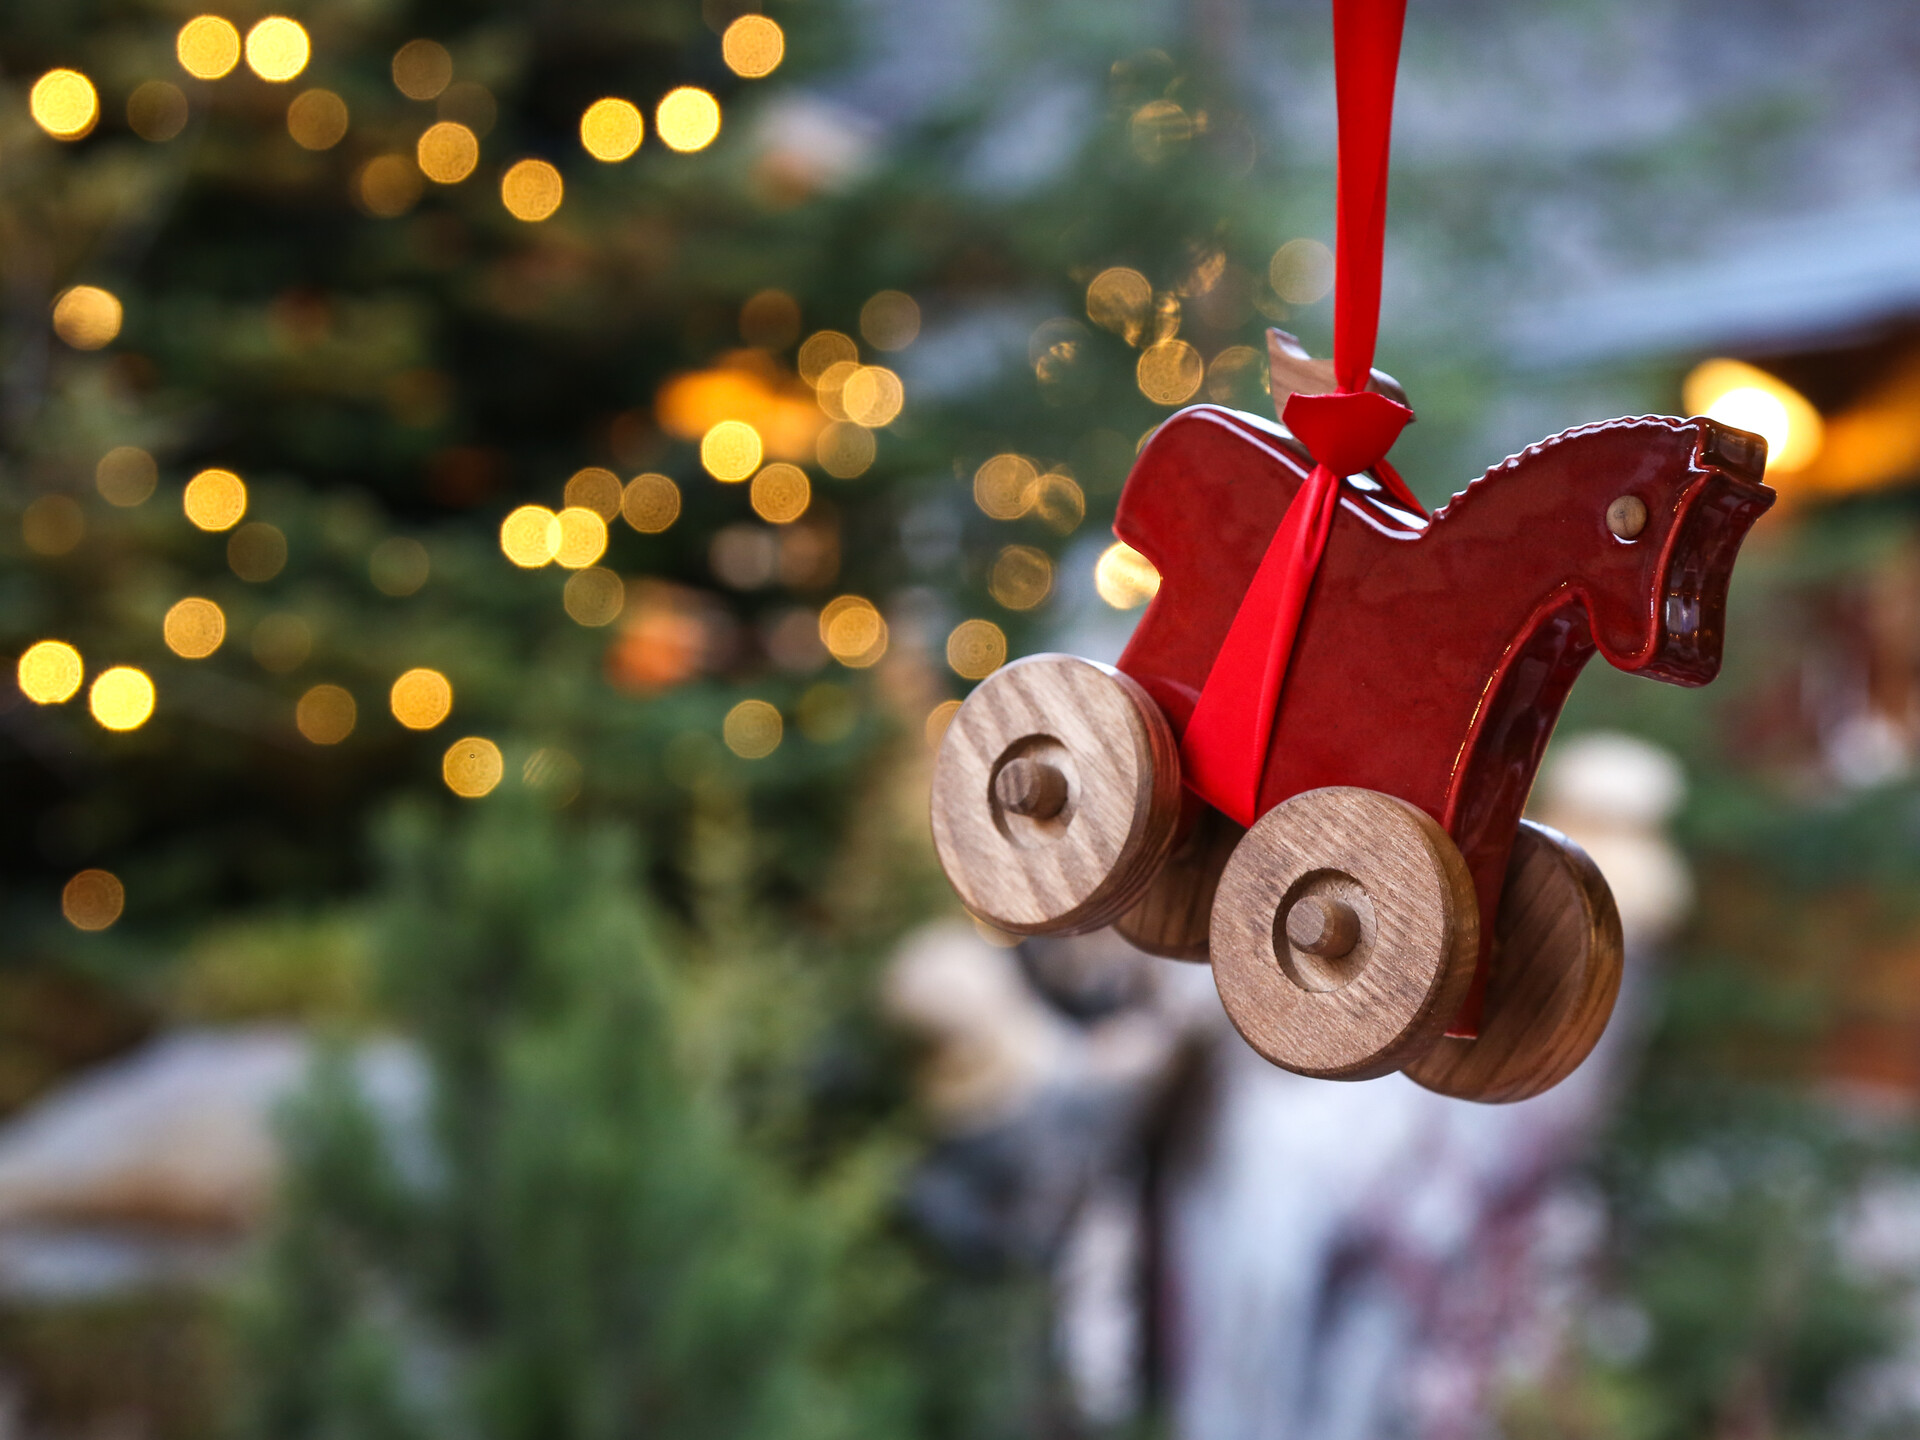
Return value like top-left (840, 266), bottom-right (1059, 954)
top-left (930, 378), bottom-right (1773, 1103)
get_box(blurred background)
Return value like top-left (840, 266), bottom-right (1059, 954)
top-left (5, 0), bottom-right (1920, 1436)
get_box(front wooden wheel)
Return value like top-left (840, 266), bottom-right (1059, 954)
top-left (1403, 821), bottom-right (1623, 1104)
top-left (1209, 787), bottom-right (1479, 1080)
top-left (930, 654), bottom-right (1182, 936)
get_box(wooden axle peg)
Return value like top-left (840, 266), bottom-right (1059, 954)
top-left (1606, 494), bottom-right (1648, 540)
top-left (931, 654), bottom-right (1182, 937)
top-left (1285, 894), bottom-right (1360, 958)
top-left (994, 756), bottom-right (1069, 820)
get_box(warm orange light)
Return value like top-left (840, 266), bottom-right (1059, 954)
top-left (1683, 358), bottom-right (1823, 474)
top-left (722, 16), bottom-right (785, 78)
top-left (1095, 542), bottom-right (1161, 609)
top-left (501, 159), bottom-right (563, 221)
top-left (580, 98), bottom-right (644, 161)
top-left (32, 69), bottom-right (99, 139)
top-left (90, 667), bottom-right (156, 731)
top-left (177, 17), bottom-right (242, 80)
top-left (417, 121), bottom-right (479, 183)
top-left (656, 87), bottom-right (721, 153)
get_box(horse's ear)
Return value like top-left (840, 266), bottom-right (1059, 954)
top-left (1265, 327), bottom-right (1411, 418)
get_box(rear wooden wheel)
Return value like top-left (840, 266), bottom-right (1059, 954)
top-left (1403, 821), bottom-right (1623, 1103)
top-left (930, 654), bottom-right (1182, 936)
top-left (1114, 806), bottom-right (1242, 961)
top-left (1209, 787), bottom-right (1479, 1080)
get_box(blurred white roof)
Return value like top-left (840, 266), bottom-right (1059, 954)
top-left (1513, 193), bottom-right (1920, 364)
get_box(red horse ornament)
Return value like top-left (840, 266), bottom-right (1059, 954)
top-left (931, 334), bottom-right (1774, 1102)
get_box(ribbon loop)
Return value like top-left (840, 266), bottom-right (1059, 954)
top-left (1176, 0), bottom-right (1410, 828)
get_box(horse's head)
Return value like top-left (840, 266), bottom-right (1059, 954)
top-left (1566, 417), bottom-right (1774, 685)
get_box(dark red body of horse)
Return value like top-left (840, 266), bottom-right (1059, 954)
top-left (1114, 405), bottom-right (1774, 1033)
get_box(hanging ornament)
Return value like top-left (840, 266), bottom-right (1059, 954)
top-left (930, 0), bottom-right (1775, 1102)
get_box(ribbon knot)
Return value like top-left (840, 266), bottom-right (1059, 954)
top-left (1282, 389), bottom-right (1414, 478)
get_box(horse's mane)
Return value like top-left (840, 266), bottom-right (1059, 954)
top-left (1427, 415), bottom-right (1697, 527)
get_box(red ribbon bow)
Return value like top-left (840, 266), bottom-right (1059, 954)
top-left (1178, 0), bottom-right (1412, 827)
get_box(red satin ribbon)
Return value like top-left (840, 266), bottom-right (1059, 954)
top-left (1179, 0), bottom-right (1414, 826)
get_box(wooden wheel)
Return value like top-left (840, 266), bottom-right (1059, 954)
top-left (1209, 787), bottom-right (1479, 1080)
top-left (1403, 821), bottom-right (1623, 1103)
top-left (930, 654), bottom-right (1182, 936)
top-left (1114, 806), bottom-right (1242, 961)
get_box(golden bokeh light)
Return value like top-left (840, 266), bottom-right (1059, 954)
top-left (973, 453), bottom-right (1038, 519)
top-left (229, 521), bottom-right (288, 582)
top-left (392, 39), bottom-right (453, 100)
top-left (925, 698), bottom-right (962, 751)
top-left (1130, 99), bottom-right (1193, 162)
top-left (563, 567), bottom-right (625, 626)
top-left (90, 667), bottom-right (156, 732)
top-left (813, 360), bottom-right (860, 420)
top-left (819, 595), bottom-right (887, 667)
top-left (164, 598), bottom-right (226, 658)
top-left (63, 870), bottom-right (124, 932)
top-left (177, 17), bottom-right (242, 80)
top-left (946, 620), bottom-right (1007, 681)
top-left (1087, 267), bottom-right (1154, 342)
top-left (859, 290), bottom-right (920, 351)
top-left (741, 289), bottom-right (802, 348)
top-left (1031, 472), bottom-right (1084, 534)
top-left (656, 87), bottom-right (721, 153)
top-left (751, 463), bottom-right (810, 524)
top-left (443, 736), bottom-right (504, 797)
top-left (1270, 238), bottom-right (1335, 305)
top-left (1137, 339), bottom-right (1204, 405)
top-left (622, 473), bottom-right (681, 533)
top-left (798, 330), bottom-right (858, 385)
top-left (23, 496), bottom-right (85, 556)
top-left (370, 536), bottom-right (430, 595)
top-left (990, 545), bottom-right (1053, 610)
top-left (842, 366), bottom-right (904, 428)
top-left (128, 82), bottom-right (189, 142)
top-left (702, 420), bottom-right (763, 481)
top-left (501, 159), bottom-right (563, 221)
top-left (296, 683), bottom-right (356, 744)
top-left (500, 504), bottom-right (561, 567)
top-left (564, 467), bottom-right (624, 519)
top-left (553, 507), bottom-right (609, 568)
top-left (1095, 541), bottom-right (1162, 609)
top-left (1206, 344), bottom-right (1263, 402)
top-left (52, 287), bottom-right (123, 350)
top-left (288, 88), bottom-right (349, 149)
top-left (184, 468), bottom-right (247, 531)
top-left (357, 154), bottom-right (423, 217)
top-left (97, 447), bottom-right (157, 507)
top-left (389, 667), bottom-right (452, 729)
top-left (816, 421), bottom-right (875, 478)
top-left (18, 642), bottom-right (84, 705)
top-left (32, 69), bottom-right (99, 139)
top-left (245, 17), bottom-right (310, 82)
top-left (722, 15), bottom-right (786, 78)
top-left (253, 613), bottom-right (311, 673)
top-left (1683, 358), bottom-right (1824, 474)
top-left (417, 121), bottom-right (479, 183)
top-left (580, 98), bottom-right (644, 161)
top-left (723, 699), bottom-right (783, 759)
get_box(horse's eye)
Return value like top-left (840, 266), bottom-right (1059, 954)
top-left (1606, 495), bottom-right (1647, 540)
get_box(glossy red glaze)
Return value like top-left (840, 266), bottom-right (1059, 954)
top-left (1114, 405), bottom-right (1773, 1034)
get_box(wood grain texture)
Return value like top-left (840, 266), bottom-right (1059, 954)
top-left (1266, 327), bottom-right (1410, 411)
top-left (1403, 820), bottom-right (1623, 1103)
top-left (931, 653), bottom-right (1182, 936)
top-left (1209, 787), bottom-right (1479, 1080)
top-left (1113, 805), bottom-right (1242, 961)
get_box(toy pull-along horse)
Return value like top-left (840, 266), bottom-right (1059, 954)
top-left (930, 332), bottom-right (1774, 1103)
